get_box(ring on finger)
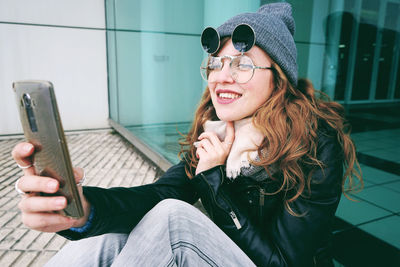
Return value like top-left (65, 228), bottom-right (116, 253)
top-left (17, 163), bottom-right (32, 169)
top-left (15, 179), bottom-right (26, 196)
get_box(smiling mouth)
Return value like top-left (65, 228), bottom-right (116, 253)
top-left (218, 92), bottom-right (242, 99)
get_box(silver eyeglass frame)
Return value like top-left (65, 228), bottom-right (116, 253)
top-left (200, 54), bottom-right (274, 84)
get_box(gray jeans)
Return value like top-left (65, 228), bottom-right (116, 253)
top-left (45, 199), bottom-right (256, 267)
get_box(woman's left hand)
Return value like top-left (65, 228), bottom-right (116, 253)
top-left (195, 121), bottom-right (235, 175)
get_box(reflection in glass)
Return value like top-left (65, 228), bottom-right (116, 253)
top-left (351, 0), bottom-right (379, 100)
top-left (376, 2), bottom-right (400, 99)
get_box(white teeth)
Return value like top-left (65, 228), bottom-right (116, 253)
top-left (218, 93), bottom-right (241, 99)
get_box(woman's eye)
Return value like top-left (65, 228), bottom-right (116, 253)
top-left (209, 63), bottom-right (222, 70)
top-left (239, 64), bottom-right (252, 69)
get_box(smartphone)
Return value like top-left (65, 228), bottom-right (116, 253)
top-left (13, 80), bottom-right (84, 219)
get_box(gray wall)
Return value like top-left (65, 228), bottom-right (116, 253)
top-left (0, 0), bottom-right (109, 135)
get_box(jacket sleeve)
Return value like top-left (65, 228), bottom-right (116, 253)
top-left (190, 132), bottom-right (343, 267)
top-left (58, 161), bottom-right (198, 240)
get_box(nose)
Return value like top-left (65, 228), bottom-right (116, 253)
top-left (209, 62), bottom-right (234, 84)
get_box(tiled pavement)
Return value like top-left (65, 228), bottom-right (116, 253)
top-left (0, 130), bottom-right (161, 266)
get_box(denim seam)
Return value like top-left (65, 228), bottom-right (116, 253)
top-left (171, 240), bottom-right (220, 267)
top-left (165, 255), bottom-right (175, 267)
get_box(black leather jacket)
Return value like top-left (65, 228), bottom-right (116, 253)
top-left (59, 127), bottom-right (343, 267)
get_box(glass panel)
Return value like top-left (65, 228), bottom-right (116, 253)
top-left (335, 11), bottom-right (356, 100)
top-left (321, 0), bottom-right (357, 101)
top-left (106, 0), bottom-right (118, 121)
top-left (375, 2), bottom-right (400, 99)
top-left (396, 64), bottom-right (400, 98)
top-left (351, 0), bottom-right (380, 100)
top-left (106, 0), bottom-right (260, 164)
top-left (115, 32), bottom-right (203, 126)
top-left (114, 0), bottom-right (203, 34)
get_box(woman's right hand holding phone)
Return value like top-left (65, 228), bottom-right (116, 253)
top-left (12, 142), bottom-right (91, 232)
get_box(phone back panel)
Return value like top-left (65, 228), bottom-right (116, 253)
top-left (13, 80), bottom-right (83, 218)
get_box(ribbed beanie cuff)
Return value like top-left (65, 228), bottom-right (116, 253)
top-left (217, 3), bottom-right (298, 86)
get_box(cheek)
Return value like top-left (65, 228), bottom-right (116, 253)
top-left (208, 83), bottom-right (216, 94)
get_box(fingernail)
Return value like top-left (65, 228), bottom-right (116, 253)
top-left (55, 198), bottom-right (66, 207)
top-left (48, 181), bottom-right (58, 191)
top-left (24, 144), bottom-right (32, 152)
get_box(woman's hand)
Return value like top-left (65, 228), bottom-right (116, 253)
top-left (195, 121), bottom-right (235, 175)
top-left (11, 142), bottom-right (91, 232)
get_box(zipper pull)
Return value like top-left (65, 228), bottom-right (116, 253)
top-left (259, 188), bottom-right (265, 206)
top-left (229, 211), bottom-right (242, 230)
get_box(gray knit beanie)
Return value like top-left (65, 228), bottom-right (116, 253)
top-left (217, 3), bottom-right (298, 86)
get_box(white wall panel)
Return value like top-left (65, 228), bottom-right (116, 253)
top-left (0, 24), bottom-right (108, 134)
top-left (0, 0), bottom-right (104, 28)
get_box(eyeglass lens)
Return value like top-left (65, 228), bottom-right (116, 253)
top-left (200, 55), bottom-right (255, 84)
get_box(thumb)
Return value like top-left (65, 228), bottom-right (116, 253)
top-left (73, 167), bottom-right (85, 185)
top-left (224, 121), bottom-right (235, 147)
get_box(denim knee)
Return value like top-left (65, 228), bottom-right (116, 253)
top-left (153, 199), bottom-right (193, 214)
top-left (147, 199), bottom-right (198, 221)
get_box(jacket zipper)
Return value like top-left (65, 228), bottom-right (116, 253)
top-left (259, 188), bottom-right (265, 206)
top-left (200, 173), bottom-right (242, 230)
top-left (259, 188), bottom-right (265, 225)
top-left (229, 211), bottom-right (242, 230)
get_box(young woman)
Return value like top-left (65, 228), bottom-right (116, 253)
top-left (12, 3), bottom-right (362, 266)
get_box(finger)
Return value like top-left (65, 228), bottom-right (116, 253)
top-left (21, 212), bottom-right (75, 232)
top-left (223, 121), bottom-right (235, 147)
top-left (73, 167), bottom-right (84, 184)
top-left (11, 142), bottom-right (35, 176)
top-left (197, 138), bottom-right (214, 154)
top-left (196, 147), bottom-right (206, 159)
top-left (199, 132), bottom-right (223, 149)
top-left (19, 196), bottom-right (67, 213)
top-left (18, 175), bottom-right (59, 194)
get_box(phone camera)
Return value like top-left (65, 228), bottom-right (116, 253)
top-left (22, 93), bottom-right (32, 108)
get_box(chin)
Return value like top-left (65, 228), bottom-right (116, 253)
top-left (216, 112), bottom-right (243, 122)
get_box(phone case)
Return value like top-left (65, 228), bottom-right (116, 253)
top-left (13, 80), bottom-right (84, 218)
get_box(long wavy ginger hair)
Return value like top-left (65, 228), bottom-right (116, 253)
top-left (179, 50), bottom-right (362, 214)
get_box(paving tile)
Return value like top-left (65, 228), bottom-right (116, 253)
top-left (0, 228), bottom-right (28, 249)
top-left (352, 186), bottom-right (400, 213)
top-left (29, 232), bottom-right (56, 250)
top-left (0, 250), bottom-right (22, 266)
top-left (0, 197), bottom-right (11, 209)
top-left (0, 186), bottom-right (14, 197)
top-left (1, 197), bottom-right (19, 211)
top-left (359, 215), bottom-right (400, 249)
top-left (0, 131), bottom-right (162, 266)
top-left (12, 251), bottom-right (39, 267)
top-left (0, 228), bottom-right (14, 244)
top-left (30, 251), bottom-right (57, 267)
top-left (336, 196), bottom-right (392, 226)
top-left (360, 165), bottom-right (399, 184)
top-left (0, 211), bottom-right (18, 227)
top-left (12, 230), bottom-right (41, 250)
top-left (382, 181), bottom-right (400, 193)
top-left (45, 235), bottom-right (68, 251)
top-left (3, 213), bottom-right (22, 228)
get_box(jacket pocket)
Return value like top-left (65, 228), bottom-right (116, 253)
top-left (200, 173), bottom-right (242, 230)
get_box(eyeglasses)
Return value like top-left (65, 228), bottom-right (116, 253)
top-left (200, 55), bottom-right (274, 84)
